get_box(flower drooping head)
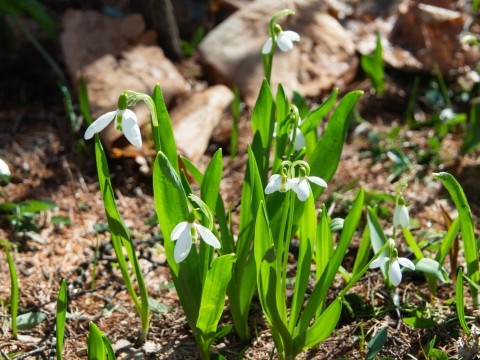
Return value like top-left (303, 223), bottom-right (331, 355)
top-left (84, 93), bottom-right (142, 148)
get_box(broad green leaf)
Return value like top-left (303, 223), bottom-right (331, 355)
top-left (360, 33), bottom-right (384, 94)
top-left (87, 322), bottom-right (106, 360)
top-left (351, 226), bottom-right (371, 279)
top-left (403, 316), bottom-right (438, 329)
top-left (456, 267), bottom-right (471, 335)
top-left (197, 254), bottom-right (236, 351)
top-left (415, 258), bottom-right (448, 283)
top-left (309, 91), bottom-right (363, 199)
top-left (300, 88), bottom-right (338, 135)
top-left (21, 199), bottom-right (57, 213)
top-left (16, 312), bottom-right (47, 330)
top-left (366, 326), bottom-right (387, 360)
top-left (436, 216), bottom-right (460, 265)
top-left (153, 151), bottom-right (201, 330)
top-left (297, 188), bottom-right (364, 336)
top-left (434, 172), bottom-right (479, 306)
top-left (251, 79), bottom-right (274, 184)
top-left (56, 279), bottom-right (68, 360)
top-left (289, 195), bottom-right (315, 332)
top-left (294, 298), bottom-right (342, 353)
top-left (201, 149), bottom-right (223, 215)
top-left (315, 205), bottom-right (332, 281)
top-left (254, 203), bottom-right (292, 355)
top-left (153, 84), bottom-right (178, 172)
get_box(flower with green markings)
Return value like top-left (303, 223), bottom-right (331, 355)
top-left (370, 239), bottom-right (415, 286)
top-left (84, 93), bottom-right (142, 148)
top-left (171, 196), bottom-right (221, 263)
top-left (262, 25), bottom-right (300, 54)
top-left (393, 197), bottom-right (409, 228)
top-left (265, 160), bottom-right (327, 201)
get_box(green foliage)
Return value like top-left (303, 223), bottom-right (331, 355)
top-left (56, 279), bottom-right (68, 360)
top-left (434, 172), bottom-right (480, 307)
top-left (0, 0), bottom-right (58, 36)
top-left (366, 326), bottom-right (387, 360)
top-left (180, 26), bottom-right (205, 57)
top-left (87, 322), bottom-right (116, 360)
top-left (4, 244), bottom-right (18, 338)
top-left (0, 199), bottom-right (57, 234)
top-left (360, 33), bottom-right (384, 94)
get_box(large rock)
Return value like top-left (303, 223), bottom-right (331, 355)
top-left (171, 85), bottom-right (234, 162)
top-left (61, 10), bottom-right (187, 151)
top-left (198, 0), bottom-right (357, 106)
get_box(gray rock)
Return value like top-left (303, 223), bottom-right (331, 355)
top-left (198, 0), bottom-right (357, 106)
top-left (171, 85), bottom-right (234, 162)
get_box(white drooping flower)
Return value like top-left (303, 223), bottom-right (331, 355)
top-left (370, 254), bottom-right (415, 287)
top-left (393, 204), bottom-right (409, 228)
top-left (290, 175), bottom-right (327, 201)
top-left (84, 93), bottom-right (142, 148)
top-left (0, 158), bottom-right (11, 177)
top-left (265, 174), bottom-right (295, 194)
top-left (272, 123), bottom-right (305, 151)
top-left (171, 221), bottom-right (221, 263)
top-left (262, 30), bottom-right (300, 54)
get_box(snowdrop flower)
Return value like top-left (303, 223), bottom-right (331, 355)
top-left (265, 174), bottom-right (295, 194)
top-left (0, 158), bottom-right (11, 177)
top-left (262, 28), bottom-right (300, 54)
top-left (370, 240), bottom-right (415, 286)
top-left (290, 175), bottom-right (327, 201)
top-left (171, 218), bottom-right (221, 263)
top-left (439, 108), bottom-right (455, 121)
top-left (84, 93), bottom-right (142, 148)
top-left (393, 203), bottom-right (409, 228)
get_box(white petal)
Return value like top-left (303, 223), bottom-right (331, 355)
top-left (84, 110), bottom-right (116, 140)
top-left (389, 260), bottom-right (402, 286)
top-left (398, 257), bottom-right (415, 271)
top-left (262, 37), bottom-right (273, 54)
top-left (0, 159), bottom-right (11, 176)
top-left (293, 129), bottom-right (306, 150)
top-left (277, 32), bottom-right (294, 52)
top-left (370, 256), bottom-right (389, 269)
top-left (174, 227), bottom-right (193, 263)
top-left (283, 30), bottom-right (300, 42)
top-left (122, 109), bottom-right (142, 148)
top-left (171, 222), bottom-right (189, 241)
top-left (307, 176), bottom-right (327, 188)
top-left (195, 224), bottom-right (221, 249)
top-left (265, 174), bottom-right (281, 194)
top-left (292, 179), bottom-right (310, 201)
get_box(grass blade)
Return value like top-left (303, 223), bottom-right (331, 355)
top-left (56, 279), bottom-right (68, 360)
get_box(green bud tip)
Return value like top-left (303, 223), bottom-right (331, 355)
top-left (117, 93), bottom-right (128, 110)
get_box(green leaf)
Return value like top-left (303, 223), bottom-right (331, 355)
top-left (414, 258), bottom-right (448, 283)
top-left (456, 267), bottom-right (471, 335)
top-left (251, 79), bottom-right (275, 184)
top-left (87, 322), bottom-right (106, 360)
top-left (201, 149), bottom-right (223, 215)
top-left (254, 202), bottom-right (292, 355)
top-left (309, 91), bottom-right (363, 199)
top-left (196, 254), bottom-right (236, 353)
top-left (56, 279), bottom-right (68, 360)
top-left (153, 85), bottom-right (178, 172)
top-left (102, 334), bottom-right (117, 360)
top-left (300, 88), bottom-right (338, 135)
top-left (294, 298), bottom-right (342, 353)
top-left (5, 247), bottom-right (18, 337)
top-left (367, 207), bottom-right (389, 279)
top-left (153, 151), bottom-right (200, 330)
top-left (289, 195), bottom-right (315, 332)
top-left (16, 312), bottom-right (47, 330)
top-left (403, 316), bottom-right (437, 329)
top-left (297, 189), bottom-right (364, 336)
top-left (360, 33), bottom-right (384, 94)
top-left (366, 326), bottom-right (387, 360)
top-left (21, 199), bottom-right (57, 213)
top-left (434, 172), bottom-right (479, 306)
top-left (78, 76), bottom-right (93, 126)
